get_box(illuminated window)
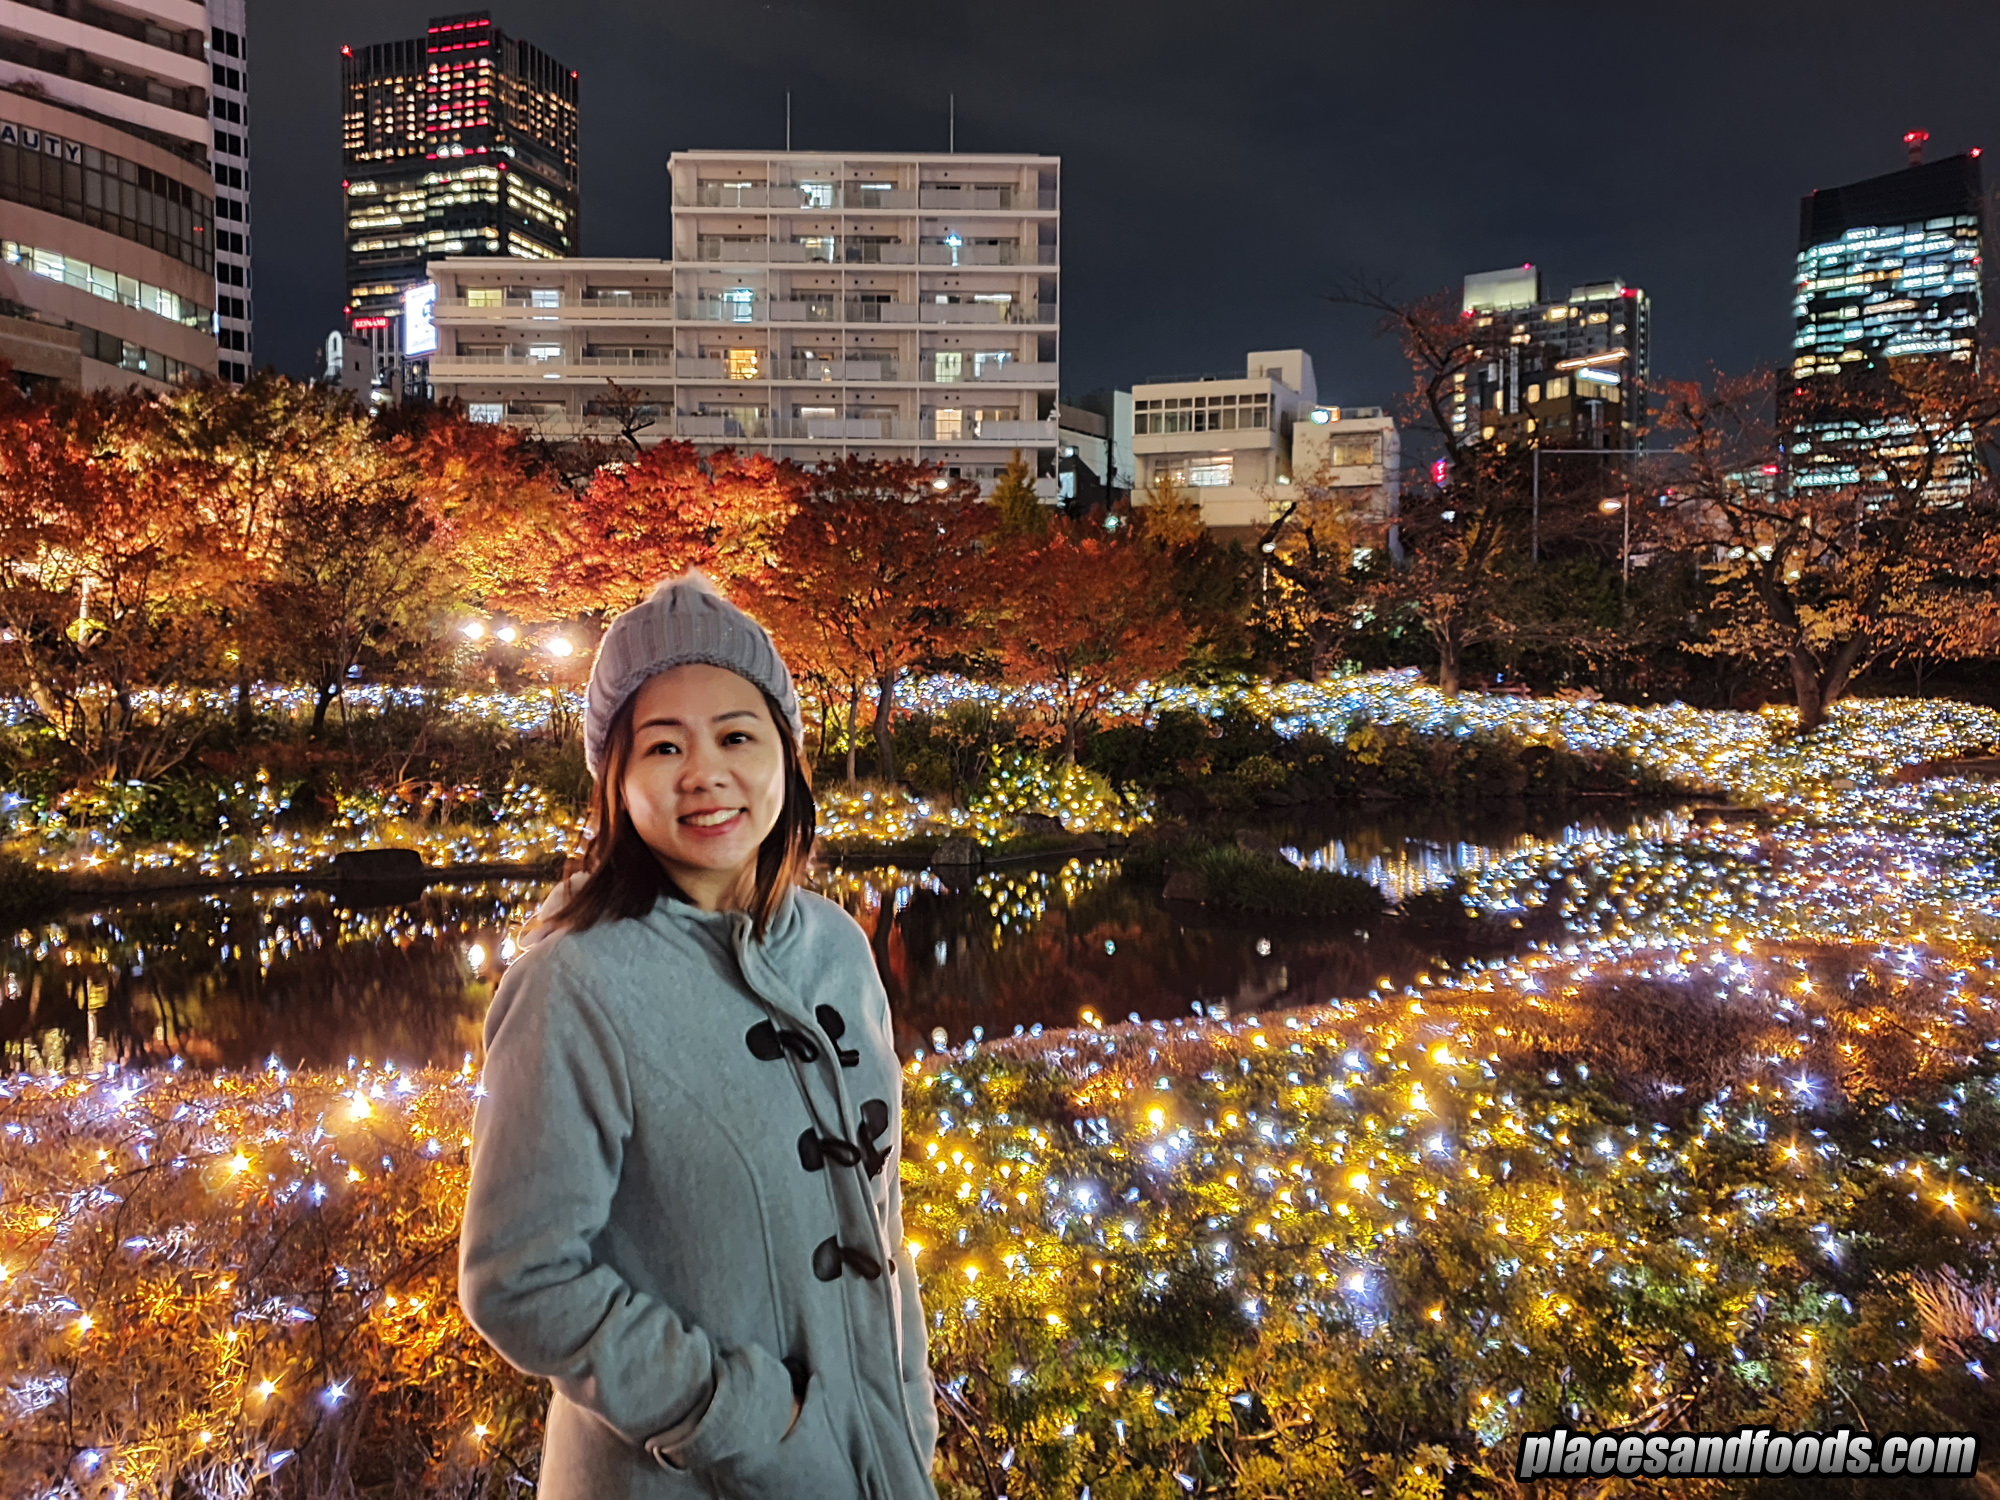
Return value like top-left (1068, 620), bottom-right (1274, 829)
top-left (1328, 436), bottom-right (1378, 466)
top-left (800, 181), bottom-right (834, 208)
top-left (468, 403), bottom-right (503, 423)
top-left (934, 409), bottom-right (964, 439)
top-left (723, 287), bottom-right (756, 323)
top-left (1184, 456), bottom-right (1234, 487)
top-left (530, 288), bottom-right (559, 308)
top-left (934, 351), bottom-right (962, 382)
top-left (1546, 376), bottom-right (1570, 399)
top-left (726, 347), bottom-right (761, 380)
top-left (973, 351), bottom-right (1012, 376)
top-left (466, 287), bottom-right (502, 307)
top-left (527, 344), bottom-right (562, 362)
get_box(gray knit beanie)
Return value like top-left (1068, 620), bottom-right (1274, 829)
top-left (583, 571), bottom-right (803, 778)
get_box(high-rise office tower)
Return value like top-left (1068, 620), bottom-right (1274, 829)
top-left (341, 12), bottom-right (578, 360)
top-left (1788, 144), bottom-right (1984, 495)
top-left (207, 0), bottom-right (251, 383)
top-left (1453, 265), bottom-right (1651, 452)
top-left (0, 0), bottom-right (219, 387)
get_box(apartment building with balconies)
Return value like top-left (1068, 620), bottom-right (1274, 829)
top-left (0, 0), bottom-right (219, 388)
top-left (428, 151), bottom-right (1061, 493)
top-left (1131, 350), bottom-right (1318, 534)
top-left (1291, 404), bottom-right (1401, 524)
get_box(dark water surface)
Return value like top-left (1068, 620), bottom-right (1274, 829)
top-left (2, 803), bottom-right (1682, 1075)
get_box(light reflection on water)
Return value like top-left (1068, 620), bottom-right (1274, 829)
top-left (2, 806), bottom-right (1681, 1076)
top-left (1283, 806), bottom-right (1693, 903)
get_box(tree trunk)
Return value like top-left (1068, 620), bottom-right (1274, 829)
top-left (1063, 714), bottom-right (1079, 766)
top-left (1789, 652), bottom-right (1829, 734)
top-left (845, 679), bottom-right (861, 785)
top-left (234, 665), bottom-right (252, 735)
top-left (311, 681), bottom-right (336, 737)
top-left (873, 671), bottom-right (897, 784)
top-left (1788, 636), bottom-right (1868, 734)
top-left (1437, 628), bottom-right (1462, 697)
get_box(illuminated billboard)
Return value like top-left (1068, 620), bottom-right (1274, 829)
top-left (402, 282), bottom-right (439, 358)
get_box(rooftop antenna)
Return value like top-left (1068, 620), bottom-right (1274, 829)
top-left (949, 93), bottom-right (955, 154)
top-left (786, 92), bottom-right (792, 151)
top-left (1905, 129), bottom-right (1929, 166)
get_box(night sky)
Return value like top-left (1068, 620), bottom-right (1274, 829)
top-left (248, 0), bottom-right (2000, 409)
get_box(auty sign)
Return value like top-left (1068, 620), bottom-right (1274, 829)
top-left (0, 123), bottom-right (82, 163)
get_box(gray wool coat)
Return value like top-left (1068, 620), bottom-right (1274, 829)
top-left (458, 886), bottom-right (940, 1500)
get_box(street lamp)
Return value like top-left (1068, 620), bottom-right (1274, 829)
top-left (1597, 494), bottom-right (1632, 596)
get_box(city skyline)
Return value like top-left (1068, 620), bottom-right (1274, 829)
top-left (257, 1), bottom-right (2000, 405)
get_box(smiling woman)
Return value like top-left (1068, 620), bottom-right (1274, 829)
top-left (457, 571), bottom-right (939, 1500)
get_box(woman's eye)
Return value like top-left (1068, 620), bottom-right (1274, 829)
top-left (648, 741), bottom-right (680, 755)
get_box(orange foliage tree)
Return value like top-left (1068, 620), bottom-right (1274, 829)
top-left (992, 522), bottom-right (1191, 763)
top-left (0, 385), bottom-right (227, 780)
top-left (751, 461), bottom-right (987, 782)
top-left (551, 441), bottom-right (800, 617)
top-left (378, 403), bottom-right (573, 621)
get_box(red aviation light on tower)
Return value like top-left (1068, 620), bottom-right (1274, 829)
top-left (1905, 130), bottom-right (1930, 166)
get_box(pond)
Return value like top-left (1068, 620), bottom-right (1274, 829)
top-left (1, 801), bottom-right (1688, 1076)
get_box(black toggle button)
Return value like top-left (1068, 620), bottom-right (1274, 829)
top-left (796, 1128), bottom-right (864, 1173)
top-left (858, 1098), bottom-right (891, 1179)
top-left (812, 1235), bottom-right (884, 1282)
top-left (746, 1020), bottom-right (820, 1064)
top-left (815, 1005), bottom-right (861, 1067)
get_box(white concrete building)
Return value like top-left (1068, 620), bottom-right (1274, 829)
top-left (1131, 350), bottom-right (1317, 533)
top-left (426, 150), bottom-right (1061, 494)
top-left (1291, 404), bottom-right (1400, 524)
top-left (206, 0), bottom-right (250, 382)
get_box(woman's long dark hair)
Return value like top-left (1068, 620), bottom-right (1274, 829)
top-left (550, 687), bottom-right (816, 940)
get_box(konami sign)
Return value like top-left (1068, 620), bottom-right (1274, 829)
top-left (0, 122), bottom-right (82, 163)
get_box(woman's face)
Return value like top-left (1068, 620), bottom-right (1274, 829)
top-left (620, 664), bottom-right (788, 910)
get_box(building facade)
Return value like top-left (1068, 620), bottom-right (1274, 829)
top-left (1453, 265), bottom-right (1651, 453)
top-left (1787, 150), bottom-right (1983, 495)
top-left (206, 0), bottom-right (249, 382)
top-left (1292, 404), bottom-right (1401, 524)
top-left (426, 150), bottom-right (1061, 494)
top-left (341, 11), bottom-right (579, 361)
top-left (0, 0), bottom-right (218, 388)
top-left (1131, 350), bottom-right (1318, 533)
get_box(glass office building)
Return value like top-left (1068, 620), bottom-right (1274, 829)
top-left (1788, 152), bottom-right (1983, 495)
top-left (341, 12), bottom-right (578, 359)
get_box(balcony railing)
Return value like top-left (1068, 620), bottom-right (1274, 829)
top-left (916, 186), bottom-right (1053, 210)
top-left (482, 411), bottom-right (1064, 447)
top-left (917, 242), bottom-right (1057, 266)
top-left (927, 418), bottom-right (1058, 443)
top-left (678, 183), bottom-right (924, 210)
top-left (582, 290), bottom-right (673, 308)
top-left (922, 360), bottom-right (1059, 385)
top-left (920, 301), bottom-right (1058, 326)
top-left (685, 238), bottom-right (926, 266)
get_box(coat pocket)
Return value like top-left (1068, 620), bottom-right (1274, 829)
top-left (708, 1371), bottom-right (862, 1500)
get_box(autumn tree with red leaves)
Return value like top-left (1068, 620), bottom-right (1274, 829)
top-left (0, 385), bottom-right (227, 780)
top-left (992, 522), bottom-right (1191, 763)
top-left (554, 441), bottom-right (800, 617)
top-left (750, 460), bottom-right (987, 783)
